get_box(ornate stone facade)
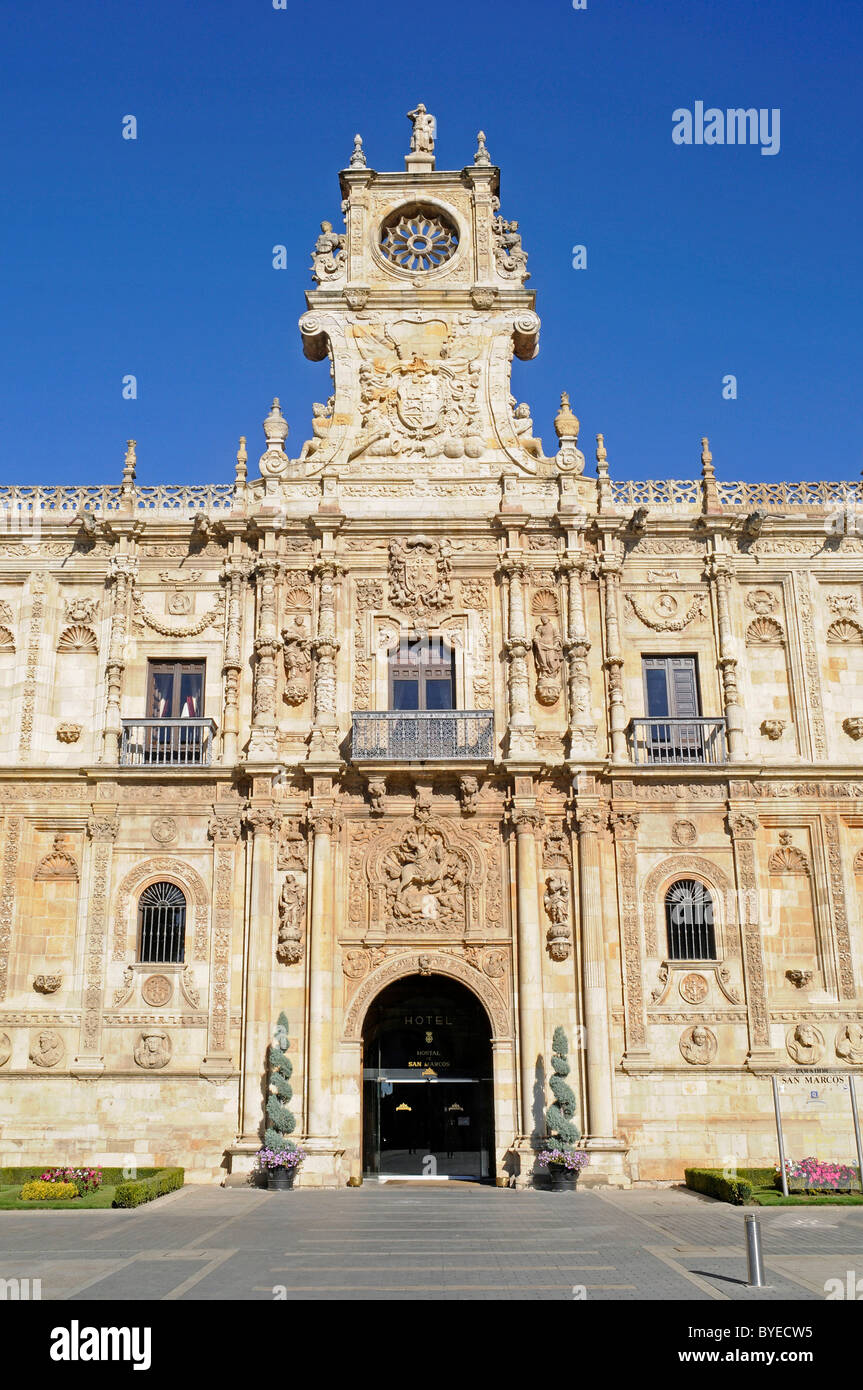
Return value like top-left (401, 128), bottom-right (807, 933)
top-left (0, 112), bottom-right (861, 1187)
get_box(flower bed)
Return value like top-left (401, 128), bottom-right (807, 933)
top-left (779, 1157), bottom-right (861, 1194)
top-left (0, 1166), bottom-right (184, 1210)
top-left (21, 1180), bottom-right (78, 1201)
top-left (39, 1166), bottom-right (103, 1196)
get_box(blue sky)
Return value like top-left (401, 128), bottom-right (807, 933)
top-left (1, 0), bottom-right (860, 486)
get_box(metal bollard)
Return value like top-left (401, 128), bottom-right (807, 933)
top-left (745, 1214), bottom-right (766, 1288)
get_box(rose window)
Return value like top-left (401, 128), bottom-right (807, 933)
top-left (380, 210), bottom-right (458, 271)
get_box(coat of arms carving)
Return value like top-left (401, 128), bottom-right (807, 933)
top-left (349, 317), bottom-right (484, 461)
top-left (388, 535), bottom-right (453, 614)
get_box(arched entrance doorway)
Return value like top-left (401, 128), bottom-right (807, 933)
top-left (362, 975), bottom-right (494, 1180)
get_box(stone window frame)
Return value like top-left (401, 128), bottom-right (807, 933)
top-left (370, 197), bottom-right (468, 283)
top-left (642, 855), bottom-right (734, 962)
top-left (371, 612), bottom-right (469, 713)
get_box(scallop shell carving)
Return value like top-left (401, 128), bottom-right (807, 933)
top-left (0, 626), bottom-right (14, 651)
top-left (531, 588), bottom-right (559, 617)
top-left (826, 618), bottom-right (863, 644)
top-left (57, 624), bottom-right (98, 653)
top-left (745, 616), bottom-right (784, 645)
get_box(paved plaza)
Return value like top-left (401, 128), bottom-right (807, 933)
top-left (2, 1184), bottom-right (861, 1301)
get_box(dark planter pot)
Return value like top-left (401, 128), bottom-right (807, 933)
top-left (547, 1165), bottom-right (578, 1192)
top-left (267, 1167), bottom-right (296, 1191)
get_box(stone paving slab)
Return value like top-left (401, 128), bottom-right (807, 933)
top-left (1, 1184), bottom-right (860, 1301)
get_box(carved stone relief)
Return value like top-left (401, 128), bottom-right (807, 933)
top-left (679, 1025), bottom-right (717, 1065)
top-left (277, 873), bottom-right (305, 965)
top-left (29, 1030), bottom-right (65, 1068)
top-left (543, 872), bottom-right (571, 961)
top-left (786, 1022), bottom-right (824, 1064)
top-left (388, 536), bottom-right (453, 614)
top-left (34, 833), bottom-right (79, 881)
top-left (133, 1030), bottom-right (172, 1069)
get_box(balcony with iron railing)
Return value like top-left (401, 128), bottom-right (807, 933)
top-left (352, 710), bottom-right (495, 763)
top-left (120, 718), bottom-right (217, 767)
top-left (629, 717), bottom-right (727, 766)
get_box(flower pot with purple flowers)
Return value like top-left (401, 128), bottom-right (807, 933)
top-left (256, 1144), bottom-right (306, 1191)
top-left (537, 1148), bottom-right (589, 1191)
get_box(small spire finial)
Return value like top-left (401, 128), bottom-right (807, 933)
top-left (349, 133), bottom-right (366, 169)
top-left (474, 130), bottom-right (491, 166)
top-left (554, 391), bottom-right (580, 442)
top-left (596, 433), bottom-right (607, 466)
top-left (701, 436), bottom-right (714, 476)
top-left (122, 439), bottom-right (137, 489)
top-left (235, 435), bottom-right (248, 484)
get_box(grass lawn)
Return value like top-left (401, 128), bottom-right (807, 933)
top-left (0, 1184), bottom-right (119, 1210)
top-left (749, 1186), bottom-right (863, 1206)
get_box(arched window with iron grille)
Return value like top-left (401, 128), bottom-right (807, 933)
top-left (665, 879), bottom-right (716, 961)
top-left (137, 882), bottom-right (187, 963)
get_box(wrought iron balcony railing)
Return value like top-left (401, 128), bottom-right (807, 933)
top-left (352, 710), bottom-right (495, 762)
top-left (120, 718), bottom-right (217, 767)
top-left (629, 717), bottom-right (727, 766)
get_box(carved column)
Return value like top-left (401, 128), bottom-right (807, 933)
top-left (238, 804), bottom-right (278, 1140)
top-left (221, 554), bottom-right (248, 765)
top-left (247, 556), bottom-right (281, 763)
top-left (306, 805), bottom-right (337, 1137)
top-left (102, 555), bottom-right (136, 763)
top-left (727, 808), bottom-right (774, 1065)
top-left (599, 550), bottom-right (627, 763)
top-left (609, 807), bottom-right (649, 1066)
top-left (575, 802), bottom-right (616, 1137)
top-left (309, 561), bottom-right (342, 757)
top-left (202, 811), bottom-right (242, 1078)
top-left (560, 556), bottom-right (596, 757)
top-left (72, 813), bottom-right (119, 1076)
top-left (512, 807), bottom-right (545, 1140)
top-left (708, 553), bottom-right (745, 760)
top-left (502, 560), bottom-right (536, 758)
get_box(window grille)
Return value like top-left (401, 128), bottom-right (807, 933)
top-left (665, 879), bottom-right (716, 961)
top-left (138, 882), bottom-right (187, 963)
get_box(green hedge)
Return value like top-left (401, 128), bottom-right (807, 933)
top-left (0, 1166), bottom-right (161, 1185)
top-left (113, 1168), bottom-right (184, 1208)
top-left (684, 1167), bottom-right (776, 1204)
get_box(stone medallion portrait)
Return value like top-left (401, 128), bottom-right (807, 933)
top-left (483, 951), bottom-right (506, 979)
top-left (29, 1030), bottom-right (64, 1068)
top-left (679, 1025), bottom-right (717, 1066)
top-left (835, 1021), bottom-right (863, 1064)
top-left (786, 1022), bottom-right (824, 1065)
top-left (679, 972), bottom-right (709, 1004)
top-left (0, 1032), bottom-right (12, 1067)
top-left (342, 951), bottom-right (370, 981)
top-left (133, 1030), bottom-right (172, 1069)
top-left (141, 974), bottom-right (173, 1008)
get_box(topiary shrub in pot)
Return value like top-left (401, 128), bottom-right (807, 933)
top-left (257, 1012), bottom-right (305, 1190)
top-left (538, 1026), bottom-right (588, 1191)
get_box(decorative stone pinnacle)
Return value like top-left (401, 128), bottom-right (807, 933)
top-left (474, 130), bottom-right (491, 166)
top-left (235, 435), bottom-right (248, 482)
top-left (554, 392), bottom-right (580, 442)
top-left (596, 433), bottom-right (607, 465)
top-left (349, 134), bottom-right (366, 169)
top-left (263, 398), bottom-right (289, 451)
top-left (701, 436), bottom-right (714, 477)
top-left (122, 439), bottom-right (137, 487)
